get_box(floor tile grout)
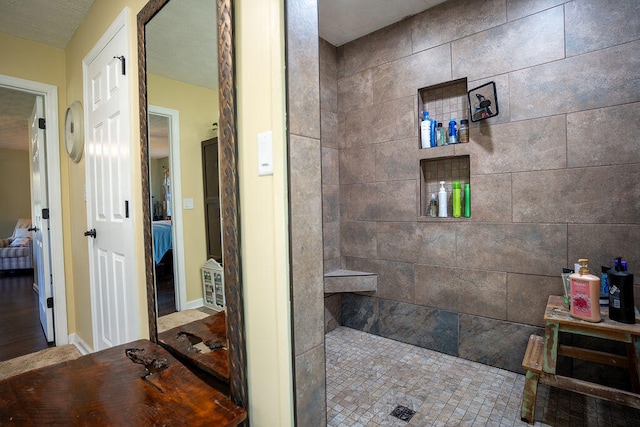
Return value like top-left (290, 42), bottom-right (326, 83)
top-left (325, 326), bottom-right (640, 426)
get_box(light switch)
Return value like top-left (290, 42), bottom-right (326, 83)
top-left (183, 198), bottom-right (194, 209)
top-left (258, 131), bottom-right (273, 176)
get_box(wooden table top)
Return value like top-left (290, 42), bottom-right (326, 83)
top-left (0, 339), bottom-right (245, 426)
top-left (545, 295), bottom-right (640, 335)
top-left (158, 311), bottom-right (229, 383)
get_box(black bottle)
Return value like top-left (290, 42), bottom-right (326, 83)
top-left (608, 258), bottom-right (635, 324)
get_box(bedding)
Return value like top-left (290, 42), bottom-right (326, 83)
top-left (152, 220), bottom-right (172, 264)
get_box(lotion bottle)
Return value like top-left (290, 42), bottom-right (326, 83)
top-left (464, 183), bottom-right (471, 218)
top-left (420, 112), bottom-right (432, 149)
top-left (438, 181), bottom-right (448, 217)
top-left (569, 259), bottom-right (602, 322)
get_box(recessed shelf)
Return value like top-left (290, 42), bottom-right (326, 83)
top-left (418, 78), bottom-right (469, 149)
top-left (420, 155), bottom-right (470, 219)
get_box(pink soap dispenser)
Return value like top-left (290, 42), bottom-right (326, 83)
top-left (569, 259), bottom-right (602, 322)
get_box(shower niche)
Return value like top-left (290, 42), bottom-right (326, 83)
top-left (420, 155), bottom-right (470, 220)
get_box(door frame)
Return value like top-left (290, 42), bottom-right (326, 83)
top-left (148, 105), bottom-right (186, 311)
top-left (0, 74), bottom-right (68, 345)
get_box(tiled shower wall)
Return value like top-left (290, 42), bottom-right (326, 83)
top-left (322, 0), bottom-right (640, 374)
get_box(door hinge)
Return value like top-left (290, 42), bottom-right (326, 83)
top-left (47, 297), bottom-right (54, 308)
top-left (42, 208), bottom-right (50, 219)
top-left (38, 118), bottom-right (46, 129)
top-left (114, 55), bottom-right (126, 75)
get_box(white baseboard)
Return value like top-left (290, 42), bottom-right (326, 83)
top-left (186, 298), bottom-right (204, 310)
top-left (68, 333), bottom-right (92, 355)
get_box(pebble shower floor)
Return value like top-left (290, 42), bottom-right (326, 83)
top-left (325, 327), bottom-right (640, 426)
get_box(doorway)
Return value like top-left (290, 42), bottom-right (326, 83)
top-left (0, 74), bottom-right (68, 359)
top-left (148, 105), bottom-right (187, 315)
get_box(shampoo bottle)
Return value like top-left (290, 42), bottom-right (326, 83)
top-left (452, 182), bottom-right (461, 217)
top-left (429, 193), bottom-right (437, 217)
top-left (608, 257), bottom-right (635, 324)
top-left (420, 112), bottom-right (432, 149)
top-left (569, 259), bottom-right (602, 322)
top-left (464, 183), bottom-right (471, 218)
top-left (438, 181), bottom-right (448, 217)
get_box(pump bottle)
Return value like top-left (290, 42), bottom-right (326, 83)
top-left (438, 181), bottom-right (448, 217)
top-left (569, 259), bottom-right (602, 322)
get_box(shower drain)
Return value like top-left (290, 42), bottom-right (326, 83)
top-left (390, 405), bottom-right (416, 422)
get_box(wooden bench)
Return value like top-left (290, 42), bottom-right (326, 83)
top-left (521, 296), bottom-right (640, 424)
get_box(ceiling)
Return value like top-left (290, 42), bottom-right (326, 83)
top-left (0, 0), bottom-right (446, 152)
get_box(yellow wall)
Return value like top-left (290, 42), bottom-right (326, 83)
top-left (0, 149), bottom-right (32, 236)
top-left (0, 31), bottom-right (72, 328)
top-left (147, 73), bottom-right (218, 302)
top-left (236, 0), bottom-right (293, 424)
top-left (64, 0), bottom-right (148, 346)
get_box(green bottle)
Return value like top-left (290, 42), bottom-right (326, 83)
top-left (464, 183), bottom-right (471, 218)
top-left (452, 182), bottom-right (461, 218)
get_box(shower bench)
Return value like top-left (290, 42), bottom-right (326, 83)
top-left (323, 269), bottom-right (377, 294)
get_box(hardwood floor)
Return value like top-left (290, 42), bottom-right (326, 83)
top-left (0, 270), bottom-right (51, 362)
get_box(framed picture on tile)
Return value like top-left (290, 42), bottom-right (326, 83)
top-left (468, 81), bottom-right (499, 122)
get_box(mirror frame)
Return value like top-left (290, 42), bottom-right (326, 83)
top-left (137, 0), bottom-right (248, 411)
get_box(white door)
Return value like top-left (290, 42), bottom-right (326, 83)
top-left (30, 96), bottom-right (54, 342)
top-left (84, 10), bottom-right (138, 351)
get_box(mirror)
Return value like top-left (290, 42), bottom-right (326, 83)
top-left (137, 0), bottom-right (247, 409)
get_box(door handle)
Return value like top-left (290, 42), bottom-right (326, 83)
top-left (84, 229), bottom-right (97, 238)
top-left (28, 227), bottom-right (37, 232)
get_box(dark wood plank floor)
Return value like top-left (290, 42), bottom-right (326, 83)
top-left (0, 270), bottom-right (51, 362)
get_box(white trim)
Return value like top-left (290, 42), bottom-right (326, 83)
top-left (148, 105), bottom-right (187, 311)
top-left (68, 333), bottom-right (92, 355)
top-left (187, 298), bottom-right (205, 310)
top-left (0, 74), bottom-right (68, 346)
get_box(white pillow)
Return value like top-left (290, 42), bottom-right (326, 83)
top-left (14, 228), bottom-right (30, 238)
top-left (10, 237), bottom-right (29, 247)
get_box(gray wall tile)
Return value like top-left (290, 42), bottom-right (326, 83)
top-left (319, 37), bottom-right (337, 77)
top-left (456, 223), bottom-right (567, 276)
top-left (459, 315), bottom-right (542, 373)
top-left (565, 0), bottom-right (640, 57)
top-left (512, 166), bottom-right (640, 224)
top-left (322, 147), bottom-right (339, 185)
top-left (453, 6), bottom-right (565, 81)
top-left (412, 0), bottom-right (506, 53)
top-left (339, 145), bottom-right (375, 185)
top-left (372, 44), bottom-right (452, 102)
top-left (567, 102), bottom-right (640, 167)
top-left (568, 225), bottom-right (640, 282)
top-left (321, 110), bottom-right (339, 149)
top-left (322, 184), bottom-right (340, 223)
top-left (320, 71), bottom-right (337, 114)
top-left (506, 0), bottom-right (567, 21)
top-left (507, 273), bottom-right (565, 326)
top-left (324, 294), bottom-right (342, 333)
top-left (377, 222), bottom-right (457, 265)
top-left (340, 221), bottom-right (377, 258)
top-left (337, 69), bottom-right (372, 114)
top-left (290, 135), bottom-right (324, 355)
top-left (344, 96), bottom-right (416, 147)
top-left (467, 174), bottom-right (512, 223)
top-left (295, 345), bottom-right (327, 426)
top-left (414, 264), bottom-right (507, 320)
top-left (375, 137), bottom-right (420, 182)
top-left (467, 115), bottom-right (567, 174)
top-left (379, 299), bottom-right (458, 356)
top-left (341, 293), bottom-right (379, 334)
top-left (287, 0), bottom-right (320, 138)
top-left (341, 20), bottom-right (412, 77)
top-left (344, 256), bottom-right (415, 303)
top-left (343, 181), bottom-right (417, 222)
top-left (323, 221), bottom-right (340, 261)
top-left (510, 40), bottom-right (640, 121)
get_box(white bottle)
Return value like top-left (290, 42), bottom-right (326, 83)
top-left (438, 181), bottom-right (448, 217)
top-left (420, 111), bottom-right (432, 149)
